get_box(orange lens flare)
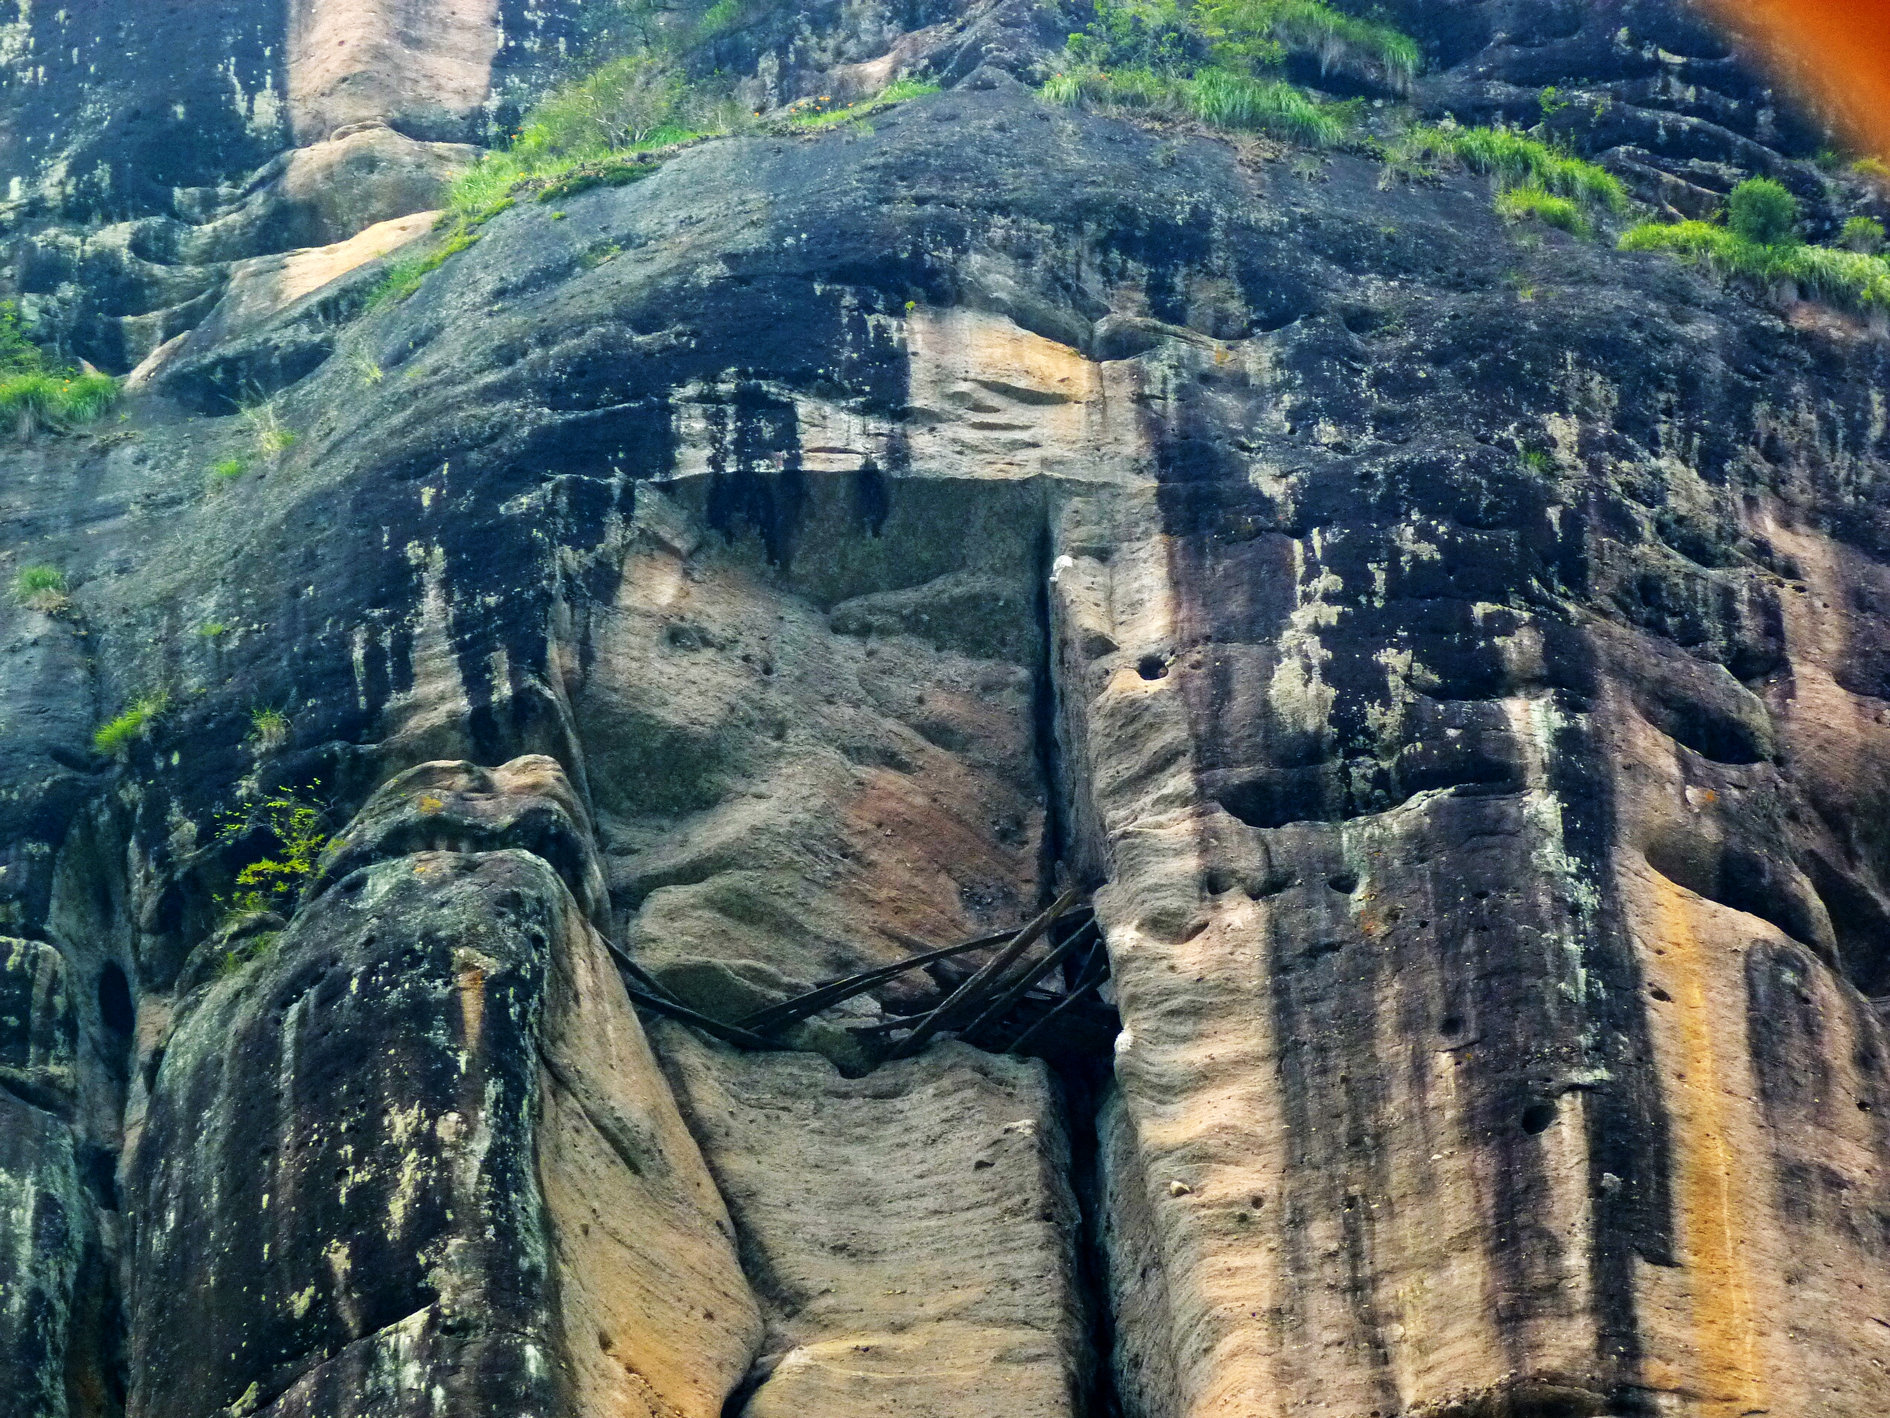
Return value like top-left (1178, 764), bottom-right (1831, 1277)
top-left (1695, 0), bottom-right (1890, 158)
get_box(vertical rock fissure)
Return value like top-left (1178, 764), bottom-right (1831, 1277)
top-left (1031, 497), bottom-right (1126, 1418)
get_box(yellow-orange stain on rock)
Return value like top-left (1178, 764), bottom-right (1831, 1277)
top-left (1646, 871), bottom-right (1763, 1416)
top-left (457, 956), bottom-right (486, 1055)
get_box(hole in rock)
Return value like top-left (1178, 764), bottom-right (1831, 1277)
top-left (98, 962), bottom-right (135, 1034)
top-left (1521, 1100), bottom-right (1558, 1135)
top-left (1440, 1013), bottom-right (1464, 1037)
top-left (1327, 872), bottom-right (1359, 894)
top-left (1137, 654), bottom-right (1168, 681)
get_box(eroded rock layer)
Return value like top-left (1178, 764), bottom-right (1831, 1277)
top-left (3, 3), bottom-right (1890, 1417)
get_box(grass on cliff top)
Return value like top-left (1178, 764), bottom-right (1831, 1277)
top-left (1619, 174), bottom-right (1890, 316)
top-left (1040, 0), bottom-right (1423, 145)
top-left (1619, 220), bottom-right (1890, 314)
top-left (1383, 123), bottom-right (1627, 214)
top-left (1195, 0), bottom-right (1419, 90)
top-left (1063, 0), bottom-right (1419, 94)
top-left (0, 300), bottom-right (117, 439)
top-left (363, 62), bottom-right (939, 312)
top-left (1042, 66), bottom-right (1347, 146)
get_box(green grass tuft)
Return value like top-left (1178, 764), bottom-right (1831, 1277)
top-left (95, 693), bottom-right (167, 757)
top-left (1495, 185), bottom-right (1590, 236)
top-left (1382, 123), bottom-right (1626, 227)
top-left (1198, 0), bottom-right (1419, 91)
top-left (0, 369), bottom-right (119, 439)
top-left (1041, 64), bottom-right (1345, 145)
top-left (12, 564), bottom-right (69, 613)
top-left (365, 228), bottom-right (481, 310)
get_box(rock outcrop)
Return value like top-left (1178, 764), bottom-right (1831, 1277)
top-left (3, 3), bottom-right (1890, 1417)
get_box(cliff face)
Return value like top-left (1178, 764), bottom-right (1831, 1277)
top-left (3, 3), bottom-right (1890, 1417)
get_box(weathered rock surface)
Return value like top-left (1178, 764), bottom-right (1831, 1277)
top-left (124, 758), bottom-right (758, 1418)
top-left (4, 2), bottom-right (1890, 1417)
top-left (657, 1026), bottom-right (1088, 1418)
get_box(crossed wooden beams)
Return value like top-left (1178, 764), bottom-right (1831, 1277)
top-left (607, 890), bottom-right (1111, 1064)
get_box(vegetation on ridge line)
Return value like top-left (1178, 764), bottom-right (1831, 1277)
top-left (1621, 177), bottom-right (1890, 316)
top-left (365, 55), bottom-right (936, 310)
top-left (1040, 0), bottom-right (1417, 145)
top-left (1043, 66), bottom-right (1345, 145)
top-left (1381, 123), bottom-right (1627, 213)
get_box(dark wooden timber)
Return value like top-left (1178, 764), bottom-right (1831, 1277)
top-left (959, 918), bottom-right (1101, 1045)
top-left (1004, 950), bottom-right (1111, 1055)
top-left (734, 929), bottom-right (1021, 1033)
top-left (888, 888), bottom-right (1081, 1060)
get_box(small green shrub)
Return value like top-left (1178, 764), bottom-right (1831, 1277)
top-left (1842, 215), bottom-right (1885, 254)
top-left (1066, 0), bottom-right (1204, 72)
top-left (214, 786), bottom-right (330, 917)
top-left (249, 707), bottom-right (291, 749)
top-left (1495, 185), bottom-right (1589, 235)
top-left (1724, 176), bottom-right (1799, 245)
top-left (197, 621), bottom-right (229, 638)
top-left (95, 694), bottom-right (167, 757)
top-left (1854, 156), bottom-right (1890, 183)
top-left (12, 564), bottom-right (69, 614)
top-left (0, 300), bottom-right (43, 374)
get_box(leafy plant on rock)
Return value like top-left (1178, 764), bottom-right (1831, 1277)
top-left (214, 785), bottom-right (331, 919)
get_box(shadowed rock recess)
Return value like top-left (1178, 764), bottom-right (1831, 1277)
top-left (3, 1), bottom-right (1890, 1415)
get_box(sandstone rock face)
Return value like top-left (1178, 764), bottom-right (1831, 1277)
top-left (658, 1027), bottom-right (1088, 1418)
top-left (3, 3), bottom-right (1890, 1417)
top-left (123, 759), bottom-right (758, 1418)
